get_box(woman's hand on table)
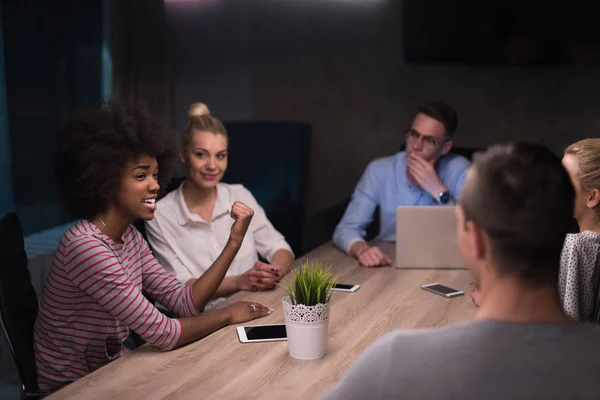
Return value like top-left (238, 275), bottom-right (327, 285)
top-left (236, 262), bottom-right (282, 291)
top-left (223, 301), bottom-right (273, 324)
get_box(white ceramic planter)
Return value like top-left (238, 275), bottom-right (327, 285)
top-left (282, 296), bottom-right (331, 360)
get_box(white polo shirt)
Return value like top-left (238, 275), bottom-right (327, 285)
top-left (145, 182), bottom-right (294, 285)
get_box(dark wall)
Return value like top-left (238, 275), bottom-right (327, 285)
top-left (168, 0), bottom-right (594, 222)
top-left (403, 1), bottom-right (600, 65)
top-left (166, 0), bottom-right (253, 131)
top-left (251, 0), bottom-right (403, 216)
top-left (2, 0), bottom-right (104, 233)
top-left (0, 2), bottom-right (12, 217)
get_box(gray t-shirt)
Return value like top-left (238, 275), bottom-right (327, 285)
top-left (321, 320), bottom-right (600, 400)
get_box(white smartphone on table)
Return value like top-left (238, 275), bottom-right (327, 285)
top-left (421, 283), bottom-right (464, 298)
top-left (331, 283), bottom-right (360, 292)
top-left (236, 324), bottom-right (287, 343)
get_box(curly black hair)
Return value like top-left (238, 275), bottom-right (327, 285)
top-left (56, 101), bottom-right (179, 220)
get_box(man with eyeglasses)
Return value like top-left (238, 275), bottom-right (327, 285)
top-left (333, 102), bottom-right (471, 267)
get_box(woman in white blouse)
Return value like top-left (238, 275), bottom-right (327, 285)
top-left (146, 102), bottom-right (294, 300)
top-left (558, 138), bottom-right (600, 322)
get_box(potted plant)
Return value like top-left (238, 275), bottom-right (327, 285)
top-left (282, 260), bottom-right (338, 360)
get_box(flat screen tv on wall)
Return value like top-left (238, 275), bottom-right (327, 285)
top-left (403, 0), bottom-right (600, 66)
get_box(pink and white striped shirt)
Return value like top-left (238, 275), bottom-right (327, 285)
top-left (33, 220), bottom-right (201, 391)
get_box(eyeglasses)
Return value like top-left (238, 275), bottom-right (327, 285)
top-left (404, 129), bottom-right (441, 147)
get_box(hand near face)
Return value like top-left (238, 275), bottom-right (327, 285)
top-left (357, 246), bottom-right (392, 268)
top-left (229, 201), bottom-right (254, 244)
top-left (407, 153), bottom-right (446, 198)
top-left (236, 262), bottom-right (282, 291)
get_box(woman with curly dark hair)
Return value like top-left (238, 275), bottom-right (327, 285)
top-left (33, 102), bottom-right (271, 391)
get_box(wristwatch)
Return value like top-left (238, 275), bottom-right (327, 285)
top-left (437, 191), bottom-right (450, 205)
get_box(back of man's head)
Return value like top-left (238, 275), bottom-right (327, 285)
top-left (460, 142), bottom-right (574, 286)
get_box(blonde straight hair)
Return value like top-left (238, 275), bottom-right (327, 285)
top-left (183, 102), bottom-right (227, 152)
top-left (564, 138), bottom-right (600, 193)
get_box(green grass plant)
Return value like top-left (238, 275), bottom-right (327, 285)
top-left (283, 260), bottom-right (338, 306)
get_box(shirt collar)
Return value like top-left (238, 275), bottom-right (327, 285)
top-left (175, 182), bottom-right (231, 225)
top-left (84, 220), bottom-right (126, 248)
top-left (212, 184), bottom-right (231, 220)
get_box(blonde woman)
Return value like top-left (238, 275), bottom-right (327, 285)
top-left (146, 103), bottom-right (294, 304)
top-left (559, 139), bottom-right (600, 322)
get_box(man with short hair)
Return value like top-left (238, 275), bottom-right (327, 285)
top-left (322, 143), bottom-right (600, 400)
top-left (333, 102), bottom-right (470, 267)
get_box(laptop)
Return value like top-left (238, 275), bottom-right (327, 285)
top-left (395, 206), bottom-right (465, 269)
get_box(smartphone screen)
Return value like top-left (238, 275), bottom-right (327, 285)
top-left (333, 283), bottom-right (356, 290)
top-left (425, 284), bottom-right (461, 295)
top-left (244, 324), bottom-right (287, 340)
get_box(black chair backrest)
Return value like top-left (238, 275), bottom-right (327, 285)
top-left (223, 121), bottom-right (312, 255)
top-left (0, 212), bottom-right (40, 394)
top-left (451, 146), bottom-right (481, 161)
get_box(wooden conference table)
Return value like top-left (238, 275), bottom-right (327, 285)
top-left (49, 241), bottom-right (476, 400)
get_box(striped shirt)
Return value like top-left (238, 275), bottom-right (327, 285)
top-left (33, 220), bottom-right (201, 391)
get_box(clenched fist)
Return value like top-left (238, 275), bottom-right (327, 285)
top-left (229, 201), bottom-right (254, 245)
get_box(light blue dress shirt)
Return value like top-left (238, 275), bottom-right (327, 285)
top-left (332, 151), bottom-right (471, 253)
